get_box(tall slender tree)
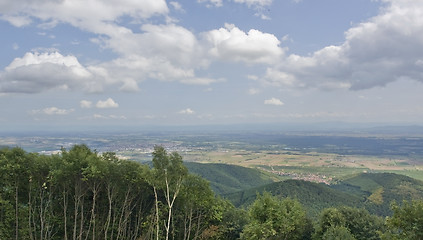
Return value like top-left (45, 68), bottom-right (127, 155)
top-left (150, 146), bottom-right (188, 240)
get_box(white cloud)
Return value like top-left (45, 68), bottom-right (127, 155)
top-left (247, 75), bottom-right (259, 81)
top-left (32, 107), bottom-right (75, 115)
top-left (119, 78), bottom-right (140, 92)
top-left (179, 108), bottom-right (195, 114)
top-left (0, 1), bottom-right (225, 90)
top-left (0, 51), bottom-right (101, 93)
top-left (102, 55), bottom-right (196, 85)
top-left (248, 88), bottom-right (260, 95)
top-left (263, 68), bottom-right (297, 87)
top-left (79, 114), bottom-right (126, 120)
top-left (0, 14), bottom-right (31, 27)
top-left (94, 114), bottom-right (126, 119)
top-left (96, 98), bottom-right (119, 108)
top-left (264, 97), bottom-right (284, 106)
top-left (80, 100), bottom-right (92, 108)
top-left (180, 77), bottom-right (223, 85)
top-left (197, 0), bottom-right (223, 8)
top-left (169, 1), bottom-right (184, 11)
top-left (91, 23), bottom-right (212, 86)
top-left (0, 0), bottom-right (169, 29)
top-left (233, 0), bottom-right (272, 7)
top-left (100, 24), bottom-right (202, 68)
top-left (198, 0), bottom-right (271, 8)
top-left (205, 23), bottom-right (284, 64)
top-left (264, 0), bottom-right (423, 90)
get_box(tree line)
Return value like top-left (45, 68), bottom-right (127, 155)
top-left (0, 145), bottom-right (422, 239)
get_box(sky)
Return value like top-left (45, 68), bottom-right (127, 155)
top-left (1, 0), bottom-right (423, 131)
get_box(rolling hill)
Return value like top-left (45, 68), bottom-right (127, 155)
top-left (185, 162), bottom-right (423, 217)
top-left (226, 172), bottom-right (423, 217)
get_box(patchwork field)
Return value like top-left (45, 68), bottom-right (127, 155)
top-left (2, 128), bottom-right (423, 182)
top-left (181, 150), bottom-right (423, 182)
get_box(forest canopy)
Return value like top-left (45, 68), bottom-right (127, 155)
top-left (0, 145), bottom-right (422, 240)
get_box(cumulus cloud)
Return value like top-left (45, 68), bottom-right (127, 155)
top-left (89, 23), bottom-right (214, 86)
top-left (0, 0), bottom-right (168, 29)
top-left (205, 23), bottom-right (284, 64)
top-left (119, 78), bottom-right (140, 92)
top-left (263, 0), bottom-right (423, 90)
top-left (197, 0), bottom-right (223, 8)
top-left (0, 1), bottom-right (204, 90)
top-left (103, 24), bottom-right (202, 68)
top-left (264, 97), bottom-right (284, 106)
top-left (78, 114), bottom-right (127, 120)
top-left (93, 114), bottom-right (126, 120)
top-left (179, 108), bottom-right (195, 114)
top-left (198, 0), bottom-right (271, 8)
top-left (100, 55), bottom-right (195, 86)
top-left (0, 51), bottom-right (101, 93)
top-left (198, 0), bottom-right (272, 19)
top-left (31, 107), bottom-right (75, 115)
top-left (80, 100), bottom-right (92, 108)
top-left (169, 1), bottom-right (184, 11)
top-left (96, 98), bottom-right (119, 108)
top-left (233, 0), bottom-right (272, 7)
top-left (248, 88), bottom-right (260, 95)
top-left (180, 77), bottom-right (224, 85)
top-left (1, 0), bottom-right (280, 90)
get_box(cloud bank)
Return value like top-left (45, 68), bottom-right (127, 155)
top-left (264, 0), bottom-right (423, 90)
top-left (0, 0), bottom-right (422, 96)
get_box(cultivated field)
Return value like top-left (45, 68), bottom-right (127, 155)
top-left (181, 150), bottom-right (423, 183)
top-left (2, 129), bottom-right (423, 183)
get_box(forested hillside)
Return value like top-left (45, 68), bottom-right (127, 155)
top-left (226, 179), bottom-right (365, 218)
top-left (184, 162), bottom-right (275, 195)
top-left (225, 172), bottom-right (423, 218)
top-left (1, 145), bottom-right (423, 240)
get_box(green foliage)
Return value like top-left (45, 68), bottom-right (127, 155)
top-left (185, 162), bottom-right (275, 195)
top-left (241, 192), bottom-right (311, 240)
top-left (227, 173), bottom-right (423, 219)
top-left (336, 173), bottom-right (423, 216)
top-left (2, 145), bottom-right (423, 240)
top-left (217, 204), bottom-right (249, 240)
top-left (227, 179), bottom-right (364, 219)
top-left (0, 146), bottom-right (212, 239)
top-left (322, 226), bottom-right (356, 240)
top-left (315, 206), bottom-right (384, 240)
top-left (173, 174), bottom-right (225, 239)
top-left (383, 200), bottom-right (423, 240)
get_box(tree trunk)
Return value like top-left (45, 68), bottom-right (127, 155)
top-left (164, 175), bottom-right (182, 240)
top-left (28, 182), bottom-right (34, 240)
top-left (153, 187), bottom-right (160, 240)
top-left (104, 184), bottom-right (113, 240)
top-left (15, 184), bottom-right (19, 240)
top-left (63, 189), bottom-right (69, 240)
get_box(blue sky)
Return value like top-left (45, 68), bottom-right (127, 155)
top-left (1, 0), bottom-right (423, 131)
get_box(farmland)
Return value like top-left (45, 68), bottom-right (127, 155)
top-left (1, 126), bottom-right (423, 182)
